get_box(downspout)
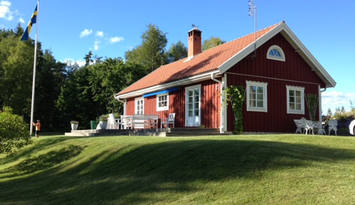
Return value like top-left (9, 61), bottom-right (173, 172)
top-left (114, 95), bottom-right (127, 116)
top-left (211, 72), bottom-right (225, 133)
top-left (319, 86), bottom-right (327, 122)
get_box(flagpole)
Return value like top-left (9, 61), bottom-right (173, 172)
top-left (29, 0), bottom-right (40, 136)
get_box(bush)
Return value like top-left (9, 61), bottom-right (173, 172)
top-left (0, 107), bottom-right (32, 155)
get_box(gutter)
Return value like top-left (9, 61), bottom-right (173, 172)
top-left (319, 87), bottom-right (327, 124)
top-left (114, 94), bottom-right (124, 103)
top-left (210, 72), bottom-right (222, 84)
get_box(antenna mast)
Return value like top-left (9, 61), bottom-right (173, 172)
top-left (249, 0), bottom-right (257, 58)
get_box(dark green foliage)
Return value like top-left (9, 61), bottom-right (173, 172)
top-left (34, 50), bottom-right (67, 131)
top-left (125, 24), bottom-right (168, 73)
top-left (224, 85), bottom-right (245, 134)
top-left (168, 40), bottom-right (187, 62)
top-left (0, 107), bottom-right (31, 155)
top-left (55, 57), bottom-right (147, 130)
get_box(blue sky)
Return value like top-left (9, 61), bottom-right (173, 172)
top-left (1, 0), bottom-right (354, 114)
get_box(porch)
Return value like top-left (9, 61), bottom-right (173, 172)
top-left (64, 128), bottom-right (231, 137)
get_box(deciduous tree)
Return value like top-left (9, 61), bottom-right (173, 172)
top-left (202, 36), bottom-right (226, 51)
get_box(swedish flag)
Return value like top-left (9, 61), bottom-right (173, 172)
top-left (21, 4), bottom-right (38, 41)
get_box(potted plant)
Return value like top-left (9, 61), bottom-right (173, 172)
top-left (99, 115), bottom-right (108, 129)
top-left (70, 120), bottom-right (79, 130)
top-left (305, 94), bottom-right (319, 121)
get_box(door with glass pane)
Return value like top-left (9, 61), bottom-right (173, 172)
top-left (185, 85), bottom-right (201, 126)
top-left (135, 97), bottom-right (144, 128)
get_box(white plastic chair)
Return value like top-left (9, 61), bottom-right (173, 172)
top-left (120, 115), bottom-right (132, 129)
top-left (301, 117), bottom-right (314, 135)
top-left (161, 113), bottom-right (175, 130)
top-left (294, 119), bottom-right (304, 134)
top-left (315, 122), bottom-right (326, 135)
top-left (328, 120), bottom-right (338, 135)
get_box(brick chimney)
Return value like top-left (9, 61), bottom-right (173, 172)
top-left (188, 28), bottom-right (202, 58)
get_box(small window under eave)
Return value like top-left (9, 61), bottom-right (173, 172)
top-left (267, 45), bottom-right (285, 62)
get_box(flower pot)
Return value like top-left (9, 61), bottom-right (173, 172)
top-left (71, 123), bottom-right (79, 130)
top-left (99, 121), bottom-right (107, 129)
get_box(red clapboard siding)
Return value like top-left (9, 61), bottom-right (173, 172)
top-left (226, 33), bottom-right (323, 133)
top-left (124, 80), bottom-right (221, 129)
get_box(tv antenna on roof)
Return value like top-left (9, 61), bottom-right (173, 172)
top-left (249, 0), bottom-right (257, 58)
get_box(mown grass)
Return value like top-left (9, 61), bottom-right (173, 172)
top-left (1, 134), bottom-right (355, 205)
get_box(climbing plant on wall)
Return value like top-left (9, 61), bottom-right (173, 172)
top-left (224, 85), bottom-right (245, 134)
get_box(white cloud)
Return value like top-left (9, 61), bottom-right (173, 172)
top-left (322, 90), bottom-right (355, 112)
top-left (0, 0), bottom-right (10, 7)
top-left (0, 0), bottom-right (13, 20)
top-left (64, 58), bottom-right (86, 67)
top-left (109, 36), bottom-right (124, 44)
top-left (96, 31), bottom-right (104, 37)
top-left (94, 41), bottom-right (100, 51)
top-left (79, 29), bottom-right (93, 38)
top-left (19, 17), bottom-right (24, 24)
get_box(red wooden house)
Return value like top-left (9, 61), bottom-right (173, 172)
top-left (115, 21), bottom-right (336, 133)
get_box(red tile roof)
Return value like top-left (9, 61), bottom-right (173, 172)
top-left (118, 22), bottom-right (281, 96)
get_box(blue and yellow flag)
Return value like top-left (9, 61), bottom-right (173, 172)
top-left (21, 4), bottom-right (38, 41)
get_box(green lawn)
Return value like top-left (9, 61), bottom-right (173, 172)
top-left (1, 134), bottom-right (355, 205)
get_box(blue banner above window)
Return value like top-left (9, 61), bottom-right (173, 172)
top-left (143, 87), bottom-right (179, 98)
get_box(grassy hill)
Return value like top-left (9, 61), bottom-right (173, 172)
top-left (1, 134), bottom-right (355, 204)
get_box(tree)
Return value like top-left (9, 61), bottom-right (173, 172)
top-left (88, 57), bottom-right (147, 115)
top-left (0, 38), bottom-right (34, 116)
top-left (125, 24), bottom-right (168, 73)
top-left (327, 108), bottom-right (333, 117)
top-left (0, 107), bottom-right (31, 155)
top-left (55, 65), bottom-right (97, 130)
top-left (202, 36), bottom-right (226, 51)
top-left (168, 40), bottom-right (187, 63)
top-left (34, 49), bottom-right (67, 131)
top-left (84, 51), bottom-right (94, 66)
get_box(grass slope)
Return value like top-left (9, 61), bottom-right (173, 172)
top-left (1, 134), bottom-right (355, 205)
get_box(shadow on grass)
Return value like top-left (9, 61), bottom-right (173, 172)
top-left (1, 139), bottom-right (355, 204)
top-left (0, 137), bottom-right (76, 165)
top-left (0, 144), bottom-right (83, 178)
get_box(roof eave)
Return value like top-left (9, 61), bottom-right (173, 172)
top-left (115, 70), bottom-right (220, 99)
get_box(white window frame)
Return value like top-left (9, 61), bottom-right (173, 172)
top-left (246, 81), bottom-right (268, 112)
top-left (156, 93), bottom-right (169, 111)
top-left (135, 97), bottom-right (144, 114)
top-left (267, 45), bottom-right (285, 62)
top-left (286, 86), bottom-right (305, 114)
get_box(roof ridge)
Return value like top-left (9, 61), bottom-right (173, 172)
top-left (227, 21), bottom-right (283, 44)
top-left (201, 21), bottom-right (283, 53)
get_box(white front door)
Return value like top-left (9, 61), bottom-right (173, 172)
top-left (185, 85), bottom-right (201, 126)
top-left (135, 97), bottom-right (144, 128)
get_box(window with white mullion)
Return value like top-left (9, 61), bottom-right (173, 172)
top-left (287, 86), bottom-right (304, 114)
top-left (157, 94), bottom-right (169, 111)
top-left (246, 81), bottom-right (268, 112)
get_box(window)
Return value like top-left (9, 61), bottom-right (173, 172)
top-left (287, 86), bottom-right (305, 114)
top-left (135, 97), bottom-right (144, 114)
top-left (246, 81), bottom-right (268, 112)
top-left (157, 94), bottom-right (169, 111)
top-left (267, 45), bottom-right (285, 61)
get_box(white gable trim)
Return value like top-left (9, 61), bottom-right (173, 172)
top-left (218, 21), bottom-right (336, 88)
